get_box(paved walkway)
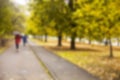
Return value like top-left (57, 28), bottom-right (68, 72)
top-left (29, 41), bottom-right (99, 80)
top-left (0, 41), bottom-right (100, 80)
top-left (0, 44), bottom-right (51, 80)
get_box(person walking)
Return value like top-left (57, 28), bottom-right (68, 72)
top-left (22, 35), bottom-right (27, 46)
top-left (15, 34), bottom-right (21, 52)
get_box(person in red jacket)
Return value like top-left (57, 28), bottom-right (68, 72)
top-left (15, 34), bottom-right (21, 52)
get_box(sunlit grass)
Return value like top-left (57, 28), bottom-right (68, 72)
top-left (0, 45), bottom-right (9, 55)
top-left (0, 48), bottom-right (5, 54)
top-left (0, 39), bottom-right (13, 55)
top-left (56, 51), bottom-right (120, 80)
top-left (33, 39), bottom-right (120, 80)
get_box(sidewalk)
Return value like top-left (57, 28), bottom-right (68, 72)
top-left (29, 41), bottom-right (100, 80)
top-left (0, 44), bottom-right (51, 80)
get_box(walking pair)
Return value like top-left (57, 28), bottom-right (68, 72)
top-left (15, 34), bottom-right (27, 52)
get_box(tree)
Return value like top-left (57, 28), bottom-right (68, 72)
top-left (47, 0), bottom-right (69, 46)
top-left (73, 0), bottom-right (120, 57)
top-left (0, 0), bottom-right (25, 46)
top-left (26, 0), bottom-right (51, 42)
top-left (27, 0), bottom-right (69, 46)
top-left (97, 0), bottom-right (120, 58)
top-left (67, 0), bottom-right (78, 49)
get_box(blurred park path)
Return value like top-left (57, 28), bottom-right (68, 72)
top-left (0, 44), bottom-right (51, 80)
top-left (0, 41), bottom-right (99, 80)
top-left (29, 41), bottom-right (99, 80)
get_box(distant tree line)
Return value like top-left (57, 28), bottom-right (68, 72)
top-left (0, 0), bottom-right (25, 46)
top-left (26, 0), bottom-right (120, 58)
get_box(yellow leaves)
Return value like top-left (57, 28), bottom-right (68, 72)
top-left (26, 18), bottom-right (39, 34)
top-left (49, 21), bottom-right (56, 27)
top-left (73, 9), bottom-right (83, 18)
top-left (90, 10), bottom-right (101, 17)
top-left (36, 39), bottom-right (120, 80)
top-left (84, 4), bottom-right (91, 12)
top-left (109, 2), bottom-right (117, 10)
top-left (55, 51), bottom-right (120, 80)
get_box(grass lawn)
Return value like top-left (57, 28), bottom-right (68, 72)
top-left (0, 47), bottom-right (6, 54)
top-left (33, 39), bottom-right (120, 80)
top-left (0, 39), bottom-right (13, 54)
top-left (0, 46), bottom-right (9, 55)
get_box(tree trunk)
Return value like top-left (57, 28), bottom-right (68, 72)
top-left (0, 38), bottom-right (6, 47)
top-left (70, 35), bottom-right (76, 50)
top-left (104, 40), bottom-right (109, 46)
top-left (69, 0), bottom-right (76, 50)
top-left (58, 35), bottom-right (62, 47)
top-left (69, 0), bottom-right (74, 11)
top-left (109, 39), bottom-right (113, 58)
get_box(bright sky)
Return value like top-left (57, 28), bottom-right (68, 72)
top-left (11, 0), bottom-right (30, 16)
top-left (12, 0), bottom-right (28, 5)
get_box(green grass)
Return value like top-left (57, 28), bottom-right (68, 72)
top-left (33, 39), bottom-right (120, 80)
top-left (0, 46), bottom-right (9, 55)
top-left (0, 48), bottom-right (5, 54)
top-left (0, 39), bottom-right (13, 55)
top-left (55, 51), bottom-right (120, 80)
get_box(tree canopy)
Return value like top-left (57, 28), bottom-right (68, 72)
top-left (0, 0), bottom-right (24, 37)
top-left (26, 0), bottom-right (120, 57)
